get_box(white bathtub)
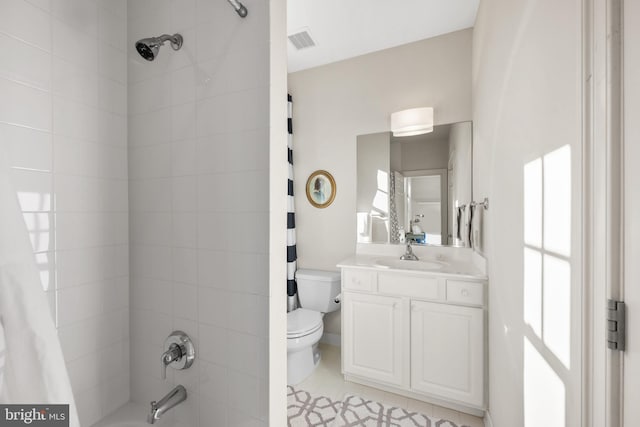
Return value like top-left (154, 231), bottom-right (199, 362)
top-left (91, 403), bottom-right (175, 427)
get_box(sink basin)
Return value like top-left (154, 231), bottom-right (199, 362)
top-left (373, 258), bottom-right (446, 271)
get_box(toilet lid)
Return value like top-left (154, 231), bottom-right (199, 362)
top-left (287, 309), bottom-right (323, 337)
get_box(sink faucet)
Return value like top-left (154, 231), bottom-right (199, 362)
top-left (400, 240), bottom-right (419, 261)
top-left (147, 385), bottom-right (187, 424)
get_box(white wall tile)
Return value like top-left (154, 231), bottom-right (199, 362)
top-left (172, 247), bottom-right (197, 284)
top-left (0, 33), bottom-right (51, 90)
top-left (0, 0), bottom-right (52, 51)
top-left (0, 78), bottom-right (51, 130)
top-left (131, 277), bottom-right (172, 314)
top-left (129, 178), bottom-right (172, 212)
top-left (198, 287), bottom-right (228, 327)
top-left (129, 108), bottom-right (173, 147)
top-left (74, 385), bottom-right (102, 427)
top-left (198, 324), bottom-right (227, 366)
top-left (130, 244), bottom-right (173, 280)
top-left (58, 283), bottom-right (103, 326)
top-left (171, 139), bottom-right (196, 176)
top-left (66, 352), bottom-right (101, 394)
top-left (53, 96), bottom-right (99, 142)
top-left (197, 249), bottom-right (229, 289)
top-left (52, 19), bottom-right (98, 71)
top-left (98, 5), bottom-right (127, 51)
top-left (199, 360), bottom-right (227, 403)
top-left (11, 168), bottom-right (52, 211)
top-left (171, 176), bottom-right (197, 212)
top-left (0, 123), bottom-right (52, 171)
top-left (99, 77), bottom-right (127, 114)
top-left (129, 143), bottom-right (172, 178)
top-left (3, 3), bottom-right (129, 424)
top-left (173, 282), bottom-right (197, 321)
top-left (56, 245), bottom-right (122, 288)
top-left (99, 42), bottom-right (127, 84)
top-left (52, 0), bottom-right (98, 37)
top-left (172, 212), bottom-right (197, 248)
top-left (25, 0), bottom-right (51, 12)
top-left (171, 102), bottom-right (197, 141)
top-left (131, 212), bottom-right (172, 246)
top-left (197, 212), bottom-right (230, 250)
top-left (129, 75), bottom-right (172, 115)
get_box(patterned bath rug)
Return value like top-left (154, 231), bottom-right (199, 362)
top-left (331, 394), bottom-right (467, 427)
top-left (288, 386), bottom-right (343, 427)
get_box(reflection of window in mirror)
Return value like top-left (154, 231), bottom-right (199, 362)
top-left (356, 121), bottom-right (472, 247)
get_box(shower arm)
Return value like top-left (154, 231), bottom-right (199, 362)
top-left (156, 34), bottom-right (183, 50)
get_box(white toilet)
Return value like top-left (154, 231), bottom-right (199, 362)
top-left (287, 269), bottom-right (341, 385)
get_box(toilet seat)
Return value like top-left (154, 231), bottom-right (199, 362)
top-left (287, 308), bottom-right (323, 338)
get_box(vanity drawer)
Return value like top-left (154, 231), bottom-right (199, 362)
top-left (343, 269), bottom-right (376, 292)
top-left (378, 273), bottom-right (443, 300)
top-left (446, 280), bottom-right (484, 306)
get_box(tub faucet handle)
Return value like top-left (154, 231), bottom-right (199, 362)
top-left (161, 343), bottom-right (183, 380)
top-left (160, 331), bottom-right (196, 380)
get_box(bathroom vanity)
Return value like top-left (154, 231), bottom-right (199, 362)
top-left (338, 249), bottom-right (487, 416)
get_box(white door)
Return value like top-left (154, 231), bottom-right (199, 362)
top-left (342, 292), bottom-right (404, 386)
top-left (410, 300), bottom-right (483, 407)
top-left (623, 0), bottom-right (640, 424)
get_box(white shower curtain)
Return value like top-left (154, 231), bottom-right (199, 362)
top-left (0, 155), bottom-right (79, 427)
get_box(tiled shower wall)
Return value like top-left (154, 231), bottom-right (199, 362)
top-left (127, 0), bottom-right (270, 425)
top-left (0, 0), bottom-right (129, 425)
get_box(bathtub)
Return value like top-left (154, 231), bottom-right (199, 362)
top-left (91, 403), bottom-right (175, 427)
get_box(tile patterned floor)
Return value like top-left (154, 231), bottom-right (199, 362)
top-left (296, 343), bottom-right (484, 427)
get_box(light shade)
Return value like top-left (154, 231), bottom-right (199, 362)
top-left (390, 107), bottom-right (434, 137)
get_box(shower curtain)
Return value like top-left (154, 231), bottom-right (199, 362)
top-left (0, 155), bottom-right (79, 426)
top-left (287, 95), bottom-right (298, 312)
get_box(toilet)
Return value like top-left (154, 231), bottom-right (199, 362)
top-left (287, 269), bottom-right (341, 385)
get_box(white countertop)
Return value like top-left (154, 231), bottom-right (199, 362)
top-left (337, 253), bottom-right (487, 281)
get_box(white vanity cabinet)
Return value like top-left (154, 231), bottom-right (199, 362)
top-left (340, 265), bottom-right (486, 414)
top-left (342, 292), bottom-right (405, 386)
top-left (410, 300), bottom-right (484, 406)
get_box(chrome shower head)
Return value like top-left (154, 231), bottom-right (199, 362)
top-left (135, 34), bottom-right (183, 61)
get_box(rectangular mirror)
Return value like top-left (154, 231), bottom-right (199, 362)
top-left (356, 121), bottom-right (472, 247)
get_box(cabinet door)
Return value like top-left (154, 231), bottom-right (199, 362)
top-left (343, 292), bottom-right (404, 386)
top-left (410, 300), bottom-right (484, 406)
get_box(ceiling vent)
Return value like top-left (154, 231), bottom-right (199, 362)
top-left (288, 29), bottom-right (316, 50)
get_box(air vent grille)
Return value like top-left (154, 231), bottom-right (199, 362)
top-left (288, 30), bottom-right (316, 50)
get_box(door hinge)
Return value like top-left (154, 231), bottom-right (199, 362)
top-left (607, 299), bottom-right (626, 351)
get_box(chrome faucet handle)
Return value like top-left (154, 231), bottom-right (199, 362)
top-left (160, 331), bottom-right (196, 380)
top-left (160, 343), bottom-right (183, 380)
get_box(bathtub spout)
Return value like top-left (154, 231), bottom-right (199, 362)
top-left (147, 385), bottom-right (187, 424)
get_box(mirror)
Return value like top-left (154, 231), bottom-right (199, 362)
top-left (356, 121), bottom-right (472, 246)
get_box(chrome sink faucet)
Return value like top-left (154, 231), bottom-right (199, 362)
top-left (400, 240), bottom-right (419, 261)
top-left (147, 385), bottom-right (187, 424)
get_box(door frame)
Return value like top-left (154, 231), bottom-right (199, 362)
top-left (582, 0), bottom-right (624, 425)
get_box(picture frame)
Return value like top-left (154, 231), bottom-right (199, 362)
top-left (305, 170), bottom-right (336, 208)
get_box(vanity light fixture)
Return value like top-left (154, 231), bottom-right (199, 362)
top-left (390, 107), bottom-right (434, 137)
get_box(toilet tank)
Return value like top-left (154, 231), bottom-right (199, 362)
top-left (295, 269), bottom-right (341, 313)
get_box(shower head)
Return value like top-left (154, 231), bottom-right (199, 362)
top-left (135, 34), bottom-right (183, 61)
top-left (227, 0), bottom-right (248, 17)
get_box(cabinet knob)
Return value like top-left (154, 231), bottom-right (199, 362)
top-left (461, 289), bottom-right (469, 297)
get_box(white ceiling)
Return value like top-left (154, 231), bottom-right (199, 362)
top-left (287, 0), bottom-right (480, 73)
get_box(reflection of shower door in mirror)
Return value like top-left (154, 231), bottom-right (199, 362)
top-left (404, 169), bottom-right (447, 245)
